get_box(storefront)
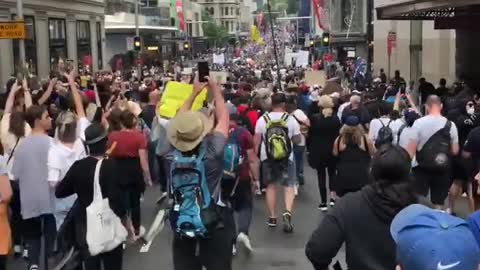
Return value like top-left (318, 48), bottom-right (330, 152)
top-left (376, 0), bottom-right (480, 87)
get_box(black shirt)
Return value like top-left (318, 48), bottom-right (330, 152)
top-left (55, 156), bottom-right (126, 219)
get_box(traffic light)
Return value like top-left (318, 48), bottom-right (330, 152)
top-left (309, 40), bottom-right (315, 48)
top-left (322, 32), bottom-right (330, 47)
top-left (183, 41), bottom-right (190, 50)
top-left (133, 36), bottom-right (141, 51)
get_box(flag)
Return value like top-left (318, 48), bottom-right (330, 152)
top-left (170, 0), bottom-right (185, 32)
top-left (312, 0), bottom-right (327, 31)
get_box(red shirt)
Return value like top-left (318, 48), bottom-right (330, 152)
top-left (107, 130), bottom-right (147, 158)
top-left (230, 124), bottom-right (254, 180)
top-left (237, 105), bottom-right (259, 132)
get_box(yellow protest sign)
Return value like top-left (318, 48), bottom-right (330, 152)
top-left (0, 22), bottom-right (25, 39)
top-left (158, 81), bottom-right (207, 119)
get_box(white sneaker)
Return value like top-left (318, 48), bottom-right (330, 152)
top-left (237, 233), bottom-right (253, 253)
top-left (13, 244), bottom-right (22, 255)
top-left (23, 248), bottom-right (29, 259)
top-left (232, 244), bottom-right (237, 256)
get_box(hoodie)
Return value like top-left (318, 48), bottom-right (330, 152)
top-left (305, 185), bottom-right (421, 270)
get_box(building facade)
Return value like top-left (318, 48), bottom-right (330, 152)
top-left (0, 0), bottom-right (106, 91)
top-left (325, 0), bottom-right (368, 62)
top-left (374, 0), bottom-right (456, 85)
top-left (196, 0), bottom-right (252, 34)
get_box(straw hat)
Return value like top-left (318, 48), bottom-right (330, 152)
top-left (167, 111), bottom-right (213, 152)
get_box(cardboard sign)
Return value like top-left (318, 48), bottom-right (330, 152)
top-left (0, 22), bottom-right (25, 39)
top-left (305, 70), bottom-right (326, 86)
top-left (158, 81), bottom-right (207, 118)
top-left (209, 71), bottom-right (227, 84)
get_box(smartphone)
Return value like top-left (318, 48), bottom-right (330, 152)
top-left (198, 61), bottom-right (209, 83)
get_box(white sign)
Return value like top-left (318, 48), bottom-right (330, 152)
top-left (213, 53), bottom-right (225, 65)
top-left (296, 50), bottom-right (310, 67)
top-left (126, 37), bottom-right (134, 51)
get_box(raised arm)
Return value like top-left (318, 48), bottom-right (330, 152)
top-left (37, 78), bottom-right (57, 106)
top-left (179, 75), bottom-right (206, 113)
top-left (65, 71), bottom-right (86, 118)
top-left (209, 78), bottom-right (229, 138)
top-left (4, 82), bottom-right (21, 113)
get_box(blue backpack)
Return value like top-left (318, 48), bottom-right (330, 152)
top-left (222, 128), bottom-right (244, 197)
top-left (169, 146), bottom-right (213, 238)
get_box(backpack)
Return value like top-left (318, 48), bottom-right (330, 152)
top-left (238, 108), bottom-right (255, 134)
top-left (264, 113), bottom-right (292, 161)
top-left (169, 146), bottom-right (217, 238)
top-left (222, 127), bottom-right (244, 198)
top-left (416, 121), bottom-right (452, 172)
top-left (397, 124), bottom-right (408, 144)
top-left (375, 119), bottom-right (393, 148)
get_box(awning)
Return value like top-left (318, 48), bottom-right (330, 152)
top-left (105, 24), bottom-right (178, 34)
top-left (376, 0), bottom-right (479, 20)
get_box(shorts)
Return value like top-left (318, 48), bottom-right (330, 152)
top-left (451, 156), bottom-right (470, 182)
top-left (261, 160), bottom-right (296, 187)
top-left (413, 167), bottom-right (451, 205)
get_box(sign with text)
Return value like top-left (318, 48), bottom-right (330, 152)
top-left (158, 81), bottom-right (207, 118)
top-left (387, 31), bottom-right (397, 56)
top-left (0, 22), bottom-right (25, 39)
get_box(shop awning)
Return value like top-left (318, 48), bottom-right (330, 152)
top-left (376, 0), bottom-right (479, 20)
top-left (105, 24), bottom-right (178, 34)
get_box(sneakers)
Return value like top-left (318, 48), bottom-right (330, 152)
top-left (318, 203), bottom-right (328, 212)
top-left (329, 198), bottom-right (336, 207)
top-left (267, 217), bottom-right (277, 227)
top-left (237, 233), bottom-right (253, 253)
top-left (282, 211), bottom-right (294, 233)
top-left (29, 265), bottom-right (39, 270)
top-left (232, 245), bottom-right (237, 256)
top-left (13, 245), bottom-right (23, 258)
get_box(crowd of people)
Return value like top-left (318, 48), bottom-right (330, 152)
top-left (1, 57), bottom-right (480, 270)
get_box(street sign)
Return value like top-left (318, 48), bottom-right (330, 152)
top-left (0, 21), bottom-right (25, 39)
top-left (126, 37), bottom-right (134, 51)
top-left (387, 31), bottom-right (397, 56)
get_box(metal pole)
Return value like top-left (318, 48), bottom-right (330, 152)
top-left (17, 0), bottom-right (26, 73)
top-left (366, 0), bottom-right (373, 76)
top-left (135, 0), bottom-right (141, 79)
top-left (296, 18), bottom-right (299, 46)
top-left (266, 0), bottom-right (282, 91)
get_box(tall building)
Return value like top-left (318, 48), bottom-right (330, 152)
top-left (196, 0), bottom-right (253, 34)
top-left (0, 0), bottom-right (106, 90)
top-left (325, 0), bottom-right (368, 62)
top-left (104, 0), bottom-right (178, 68)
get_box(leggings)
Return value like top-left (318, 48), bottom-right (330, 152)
top-left (316, 160), bottom-right (336, 204)
top-left (125, 188), bottom-right (142, 235)
top-left (9, 181), bottom-right (23, 247)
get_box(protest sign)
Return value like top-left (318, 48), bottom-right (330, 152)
top-left (305, 70), bottom-right (326, 86)
top-left (158, 81), bottom-right (207, 118)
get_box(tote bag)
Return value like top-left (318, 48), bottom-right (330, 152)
top-left (86, 159), bottom-right (127, 256)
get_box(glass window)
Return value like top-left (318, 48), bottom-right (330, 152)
top-left (225, 7), bottom-right (228, 15)
top-left (340, 0), bottom-right (364, 33)
top-left (13, 16), bottom-right (37, 75)
top-left (48, 18), bottom-right (67, 72)
top-left (97, 22), bottom-right (103, 70)
top-left (77, 21), bottom-right (92, 70)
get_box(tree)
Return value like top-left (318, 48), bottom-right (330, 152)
top-left (202, 12), bottom-right (231, 47)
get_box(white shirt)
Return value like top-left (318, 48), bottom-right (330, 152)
top-left (255, 112), bottom-right (301, 161)
top-left (368, 117), bottom-right (404, 143)
top-left (292, 109), bottom-right (309, 146)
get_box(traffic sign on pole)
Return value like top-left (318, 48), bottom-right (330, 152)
top-left (0, 21), bottom-right (25, 39)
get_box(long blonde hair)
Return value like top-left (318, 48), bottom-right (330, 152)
top-left (318, 95), bottom-right (334, 117)
top-left (339, 124), bottom-right (365, 146)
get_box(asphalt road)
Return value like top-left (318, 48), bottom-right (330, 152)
top-left (8, 164), bottom-right (344, 270)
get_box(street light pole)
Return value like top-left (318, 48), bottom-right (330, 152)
top-left (17, 0), bottom-right (26, 72)
top-left (135, 0), bottom-right (141, 79)
top-left (266, 0), bottom-right (282, 91)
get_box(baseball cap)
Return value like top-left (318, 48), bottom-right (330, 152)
top-left (391, 204), bottom-right (480, 270)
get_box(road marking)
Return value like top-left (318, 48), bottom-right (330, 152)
top-left (139, 209), bottom-right (166, 253)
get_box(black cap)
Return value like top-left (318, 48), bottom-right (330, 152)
top-left (84, 123), bottom-right (108, 145)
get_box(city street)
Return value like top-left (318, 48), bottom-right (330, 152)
top-left (8, 164), bottom-right (346, 270)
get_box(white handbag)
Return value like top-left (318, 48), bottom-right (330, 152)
top-left (86, 159), bottom-right (127, 256)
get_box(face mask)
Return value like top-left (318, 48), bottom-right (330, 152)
top-left (467, 107), bottom-right (475, 115)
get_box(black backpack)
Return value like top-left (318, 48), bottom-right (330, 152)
top-left (375, 119), bottom-right (393, 148)
top-left (416, 121), bottom-right (452, 172)
top-left (396, 124), bottom-right (408, 144)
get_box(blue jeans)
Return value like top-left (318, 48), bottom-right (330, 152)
top-left (293, 145), bottom-right (305, 184)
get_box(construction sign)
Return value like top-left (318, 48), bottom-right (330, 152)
top-left (0, 22), bottom-right (25, 39)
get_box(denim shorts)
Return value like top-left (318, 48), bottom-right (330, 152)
top-left (261, 160), bottom-right (296, 187)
